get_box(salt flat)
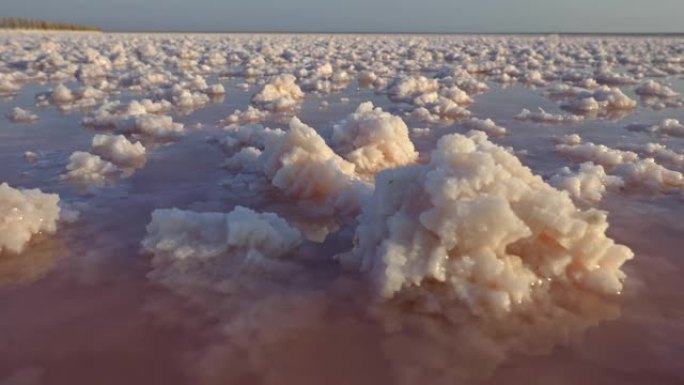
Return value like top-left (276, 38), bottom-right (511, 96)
top-left (0, 32), bottom-right (683, 385)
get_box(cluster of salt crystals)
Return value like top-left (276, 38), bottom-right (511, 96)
top-left (0, 73), bottom-right (21, 94)
top-left (82, 99), bottom-right (174, 130)
top-left (384, 75), bottom-right (476, 123)
top-left (556, 140), bottom-right (639, 168)
top-left (298, 62), bottom-right (352, 93)
top-left (62, 151), bottom-right (120, 186)
top-left (0, 183), bottom-right (60, 254)
top-left (5, 107), bottom-right (38, 123)
top-left (220, 103), bottom-right (422, 212)
top-left (251, 74), bottom-right (304, 112)
top-left (91, 134), bottom-right (146, 168)
top-left (141, 206), bottom-right (303, 286)
top-left (561, 86), bottom-right (637, 114)
top-left (556, 136), bottom-right (684, 192)
top-left (463, 117), bottom-right (506, 136)
top-left (62, 134), bottom-right (147, 186)
top-left (547, 83), bottom-right (593, 98)
top-left (330, 102), bottom-right (418, 174)
top-left (620, 142), bottom-right (684, 169)
top-left (410, 99), bottom-right (472, 123)
top-left (627, 118), bottom-right (684, 138)
top-left (594, 69), bottom-right (638, 86)
top-left (635, 79), bottom-right (680, 98)
top-left (128, 114), bottom-right (185, 139)
top-left (342, 130), bottom-right (633, 313)
top-left (259, 117), bottom-right (372, 214)
top-left (2, 34), bottom-right (684, 110)
top-left (386, 76), bottom-right (439, 103)
top-left (515, 108), bottom-right (584, 124)
top-left (35, 83), bottom-right (109, 110)
top-left (550, 162), bottom-right (625, 202)
top-left (142, 206), bottom-right (302, 259)
top-left (222, 106), bottom-right (269, 126)
top-left (141, 205), bottom-right (336, 384)
top-left (3, 34), bottom-right (684, 135)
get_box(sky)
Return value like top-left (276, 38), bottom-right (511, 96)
top-left (3, 0), bottom-right (683, 33)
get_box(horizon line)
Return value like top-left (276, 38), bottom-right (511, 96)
top-left (98, 30), bottom-right (684, 36)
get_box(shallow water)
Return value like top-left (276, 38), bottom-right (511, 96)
top-left (0, 33), bottom-right (683, 385)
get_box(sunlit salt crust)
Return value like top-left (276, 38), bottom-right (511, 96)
top-left (0, 183), bottom-right (60, 254)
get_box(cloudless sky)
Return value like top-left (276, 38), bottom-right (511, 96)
top-left (3, 0), bottom-right (683, 33)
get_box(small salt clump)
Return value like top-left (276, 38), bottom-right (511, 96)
top-left (6, 107), bottom-right (38, 123)
top-left (331, 102), bottom-right (418, 174)
top-left (0, 183), bottom-right (60, 254)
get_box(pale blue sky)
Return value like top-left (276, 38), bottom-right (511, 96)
top-left (3, 0), bottom-right (683, 33)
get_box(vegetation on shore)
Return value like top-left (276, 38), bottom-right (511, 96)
top-left (0, 17), bottom-right (101, 31)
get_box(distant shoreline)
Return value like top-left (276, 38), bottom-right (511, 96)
top-left (0, 17), bottom-right (101, 32)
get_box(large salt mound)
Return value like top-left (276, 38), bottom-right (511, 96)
top-left (142, 206), bottom-right (302, 261)
top-left (346, 130), bottom-right (633, 316)
top-left (251, 74), bottom-right (304, 112)
top-left (260, 117), bottom-right (371, 213)
top-left (0, 183), bottom-right (60, 254)
top-left (330, 102), bottom-right (418, 174)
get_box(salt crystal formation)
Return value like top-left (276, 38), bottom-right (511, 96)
top-left (346, 131), bottom-right (633, 315)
